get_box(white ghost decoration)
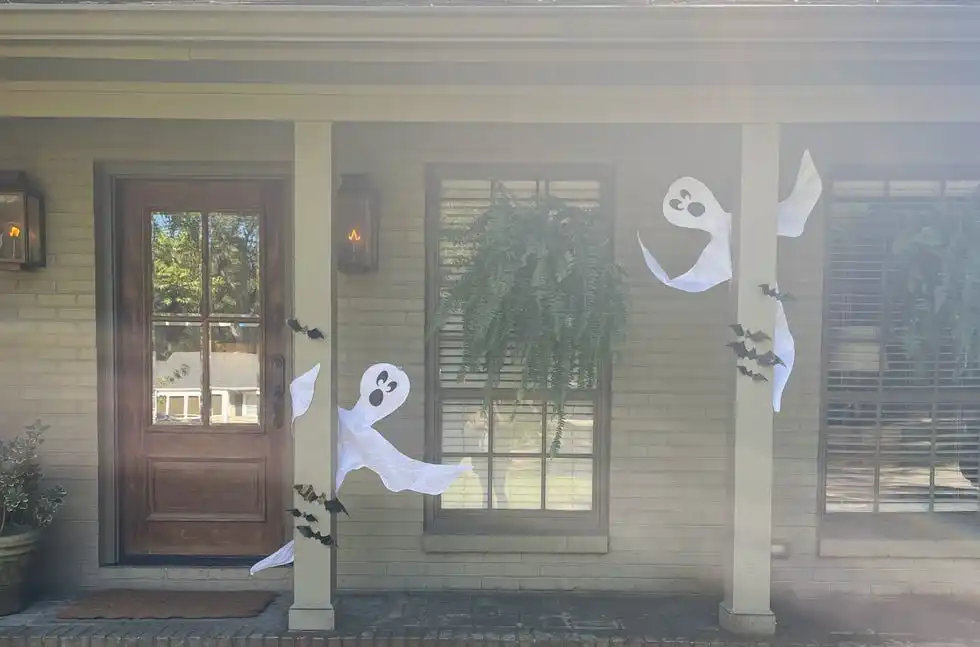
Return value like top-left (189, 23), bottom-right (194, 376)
top-left (289, 363), bottom-right (320, 422)
top-left (250, 362), bottom-right (471, 575)
top-left (636, 150), bottom-right (823, 412)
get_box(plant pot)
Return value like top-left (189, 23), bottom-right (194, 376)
top-left (0, 528), bottom-right (39, 616)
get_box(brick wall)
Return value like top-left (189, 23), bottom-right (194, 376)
top-left (773, 124), bottom-right (980, 598)
top-left (4, 117), bottom-right (980, 598)
top-left (331, 123), bottom-right (741, 593)
top-left (0, 118), bottom-right (295, 592)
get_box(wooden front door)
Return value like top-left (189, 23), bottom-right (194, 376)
top-left (115, 178), bottom-right (287, 561)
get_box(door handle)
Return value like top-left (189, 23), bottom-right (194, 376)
top-left (271, 355), bottom-right (285, 429)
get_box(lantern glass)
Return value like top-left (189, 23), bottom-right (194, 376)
top-left (0, 172), bottom-right (45, 270)
top-left (0, 191), bottom-right (27, 266)
top-left (26, 194), bottom-right (44, 268)
top-left (335, 173), bottom-right (380, 274)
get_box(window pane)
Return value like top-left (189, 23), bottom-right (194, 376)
top-left (151, 212), bottom-right (202, 315)
top-left (546, 458), bottom-right (593, 511)
top-left (877, 403), bottom-right (933, 512)
top-left (492, 457), bottom-right (541, 510)
top-left (441, 457), bottom-right (488, 509)
top-left (823, 178), bottom-right (980, 515)
top-left (209, 323), bottom-right (261, 425)
top-left (547, 402), bottom-right (594, 455)
top-left (933, 404), bottom-right (980, 512)
top-left (151, 322), bottom-right (202, 425)
top-left (824, 402), bottom-right (878, 512)
top-left (493, 401), bottom-right (543, 454)
top-left (436, 177), bottom-right (601, 390)
top-left (441, 401), bottom-right (487, 454)
top-left (209, 211), bottom-right (260, 317)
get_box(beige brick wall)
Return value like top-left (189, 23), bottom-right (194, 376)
top-left (773, 124), bottom-right (980, 598)
top-left (332, 123), bottom-right (741, 593)
top-left (5, 117), bottom-right (980, 599)
top-left (0, 118), bottom-right (295, 593)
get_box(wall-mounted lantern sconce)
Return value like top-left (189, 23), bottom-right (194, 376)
top-left (335, 173), bottom-right (379, 274)
top-left (0, 172), bottom-right (46, 271)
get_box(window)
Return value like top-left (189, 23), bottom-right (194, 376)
top-left (822, 178), bottom-right (980, 517)
top-left (424, 166), bottom-right (611, 534)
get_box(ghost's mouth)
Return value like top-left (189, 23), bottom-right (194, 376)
top-left (369, 389), bottom-right (384, 407)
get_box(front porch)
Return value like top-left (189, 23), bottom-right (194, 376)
top-left (4, 591), bottom-right (980, 647)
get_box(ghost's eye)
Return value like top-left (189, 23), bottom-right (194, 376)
top-left (680, 189), bottom-right (691, 200)
top-left (386, 381), bottom-right (398, 393)
top-left (376, 370), bottom-right (389, 386)
top-left (669, 198), bottom-right (684, 211)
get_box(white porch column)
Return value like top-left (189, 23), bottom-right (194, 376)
top-left (719, 123), bottom-right (780, 636)
top-left (289, 121), bottom-right (337, 632)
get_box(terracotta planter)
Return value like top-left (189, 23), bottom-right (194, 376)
top-left (0, 528), bottom-right (39, 616)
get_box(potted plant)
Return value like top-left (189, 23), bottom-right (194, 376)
top-left (433, 183), bottom-right (628, 455)
top-left (0, 420), bottom-right (66, 615)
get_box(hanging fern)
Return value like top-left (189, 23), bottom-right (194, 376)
top-left (886, 194), bottom-right (980, 378)
top-left (432, 182), bottom-right (628, 455)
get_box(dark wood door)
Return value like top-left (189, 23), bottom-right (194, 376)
top-left (116, 179), bottom-right (287, 561)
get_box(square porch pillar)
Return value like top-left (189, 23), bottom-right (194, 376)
top-left (719, 123), bottom-right (780, 636)
top-left (289, 120), bottom-right (337, 632)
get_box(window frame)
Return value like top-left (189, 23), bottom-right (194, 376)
top-left (818, 163), bottom-right (980, 531)
top-left (423, 162), bottom-right (614, 537)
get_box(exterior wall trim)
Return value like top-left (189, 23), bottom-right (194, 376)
top-left (11, 83), bottom-right (980, 123)
top-left (3, 5), bottom-right (980, 48)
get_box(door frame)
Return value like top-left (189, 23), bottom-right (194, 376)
top-left (95, 161), bottom-right (294, 566)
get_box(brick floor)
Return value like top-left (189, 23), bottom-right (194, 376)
top-left (0, 592), bottom-right (979, 647)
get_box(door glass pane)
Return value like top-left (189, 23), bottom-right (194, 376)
top-left (209, 322), bottom-right (261, 425)
top-left (152, 322), bottom-right (202, 425)
top-left (209, 211), bottom-right (260, 317)
top-left (151, 212), bottom-right (203, 315)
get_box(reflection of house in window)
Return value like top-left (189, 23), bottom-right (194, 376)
top-left (152, 351), bottom-right (260, 424)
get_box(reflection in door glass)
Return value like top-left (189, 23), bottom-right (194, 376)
top-left (209, 323), bottom-right (261, 425)
top-left (209, 212), bottom-right (260, 317)
top-left (151, 212), bottom-right (203, 316)
top-left (151, 322), bottom-right (203, 425)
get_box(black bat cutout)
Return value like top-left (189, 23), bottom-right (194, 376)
top-left (293, 484), bottom-right (351, 517)
top-left (729, 324), bottom-right (746, 337)
top-left (286, 508), bottom-right (318, 524)
top-left (759, 284), bottom-right (795, 303)
top-left (737, 365), bottom-right (770, 382)
top-left (296, 525), bottom-right (337, 547)
top-left (726, 341), bottom-right (758, 360)
top-left (287, 318), bottom-right (326, 341)
top-left (756, 350), bottom-right (786, 367)
top-left (324, 498), bottom-right (350, 517)
top-left (746, 329), bottom-right (772, 343)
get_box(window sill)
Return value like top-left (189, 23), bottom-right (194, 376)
top-left (820, 513), bottom-right (980, 559)
top-left (820, 537), bottom-right (980, 559)
top-left (422, 534), bottom-right (609, 554)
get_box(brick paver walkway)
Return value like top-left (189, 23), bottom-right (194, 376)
top-left (0, 592), bottom-right (979, 647)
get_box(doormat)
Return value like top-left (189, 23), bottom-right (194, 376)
top-left (57, 589), bottom-right (277, 620)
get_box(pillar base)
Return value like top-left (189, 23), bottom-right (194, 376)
top-left (288, 604), bottom-right (336, 631)
top-left (719, 602), bottom-right (776, 636)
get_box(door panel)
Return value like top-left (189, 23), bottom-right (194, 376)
top-left (116, 179), bottom-right (286, 561)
